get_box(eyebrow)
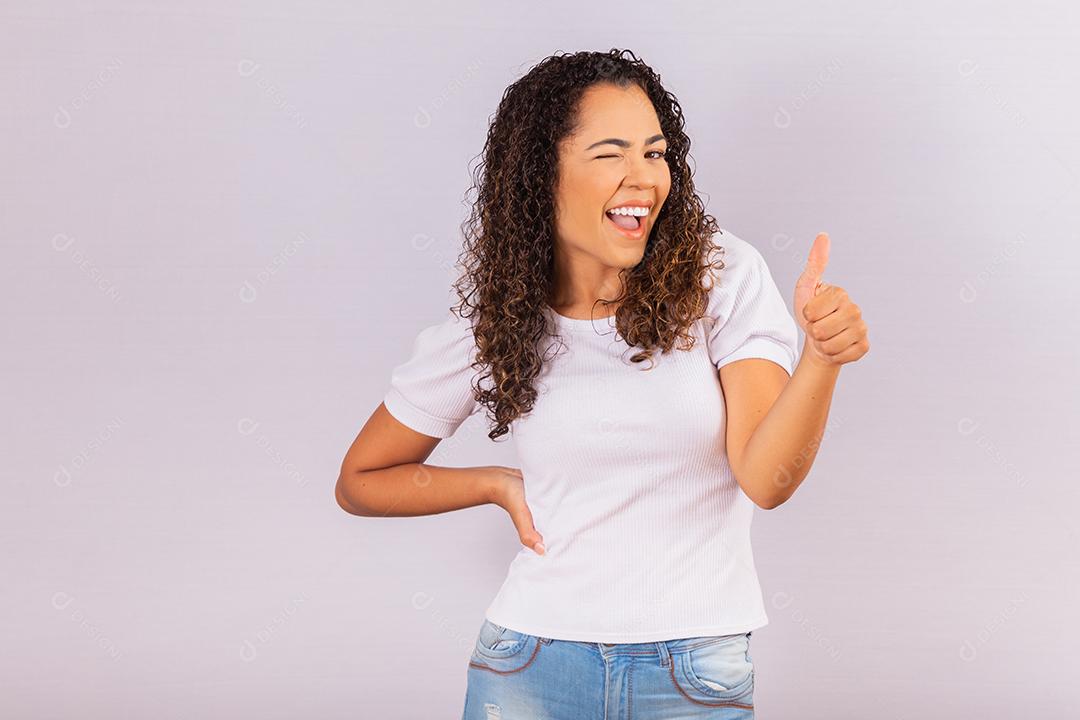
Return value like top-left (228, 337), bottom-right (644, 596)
top-left (585, 133), bottom-right (667, 151)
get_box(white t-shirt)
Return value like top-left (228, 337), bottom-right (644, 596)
top-left (382, 228), bottom-right (800, 642)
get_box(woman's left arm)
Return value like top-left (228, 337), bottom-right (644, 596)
top-left (724, 233), bottom-right (870, 509)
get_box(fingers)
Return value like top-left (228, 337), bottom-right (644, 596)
top-left (497, 466), bottom-right (545, 555)
top-left (802, 283), bottom-right (846, 324)
top-left (507, 494), bottom-right (545, 555)
top-left (813, 325), bottom-right (865, 356)
top-left (828, 338), bottom-right (870, 364)
top-left (805, 300), bottom-right (861, 343)
top-left (814, 332), bottom-right (870, 364)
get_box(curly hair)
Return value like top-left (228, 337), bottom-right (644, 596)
top-left (451, 48), bottom-right (725, 441)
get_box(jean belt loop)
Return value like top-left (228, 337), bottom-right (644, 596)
top-left (655, 640), bottom-right (671, 667)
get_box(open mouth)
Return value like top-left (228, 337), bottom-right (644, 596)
top-left (604, 208), bottom-right (647, 235)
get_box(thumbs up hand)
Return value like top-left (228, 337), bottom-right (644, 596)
top-left (793, 232), bottom-right (869, 367)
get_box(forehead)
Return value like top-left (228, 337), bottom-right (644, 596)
top-left (566, 83), bottom-right (662, 145)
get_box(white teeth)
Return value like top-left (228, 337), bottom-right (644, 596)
top-left (606, 206), bottom-right (650, 217)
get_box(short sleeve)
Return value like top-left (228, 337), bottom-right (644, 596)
top-left (703, 230), bottom-right (800, 375)
top-left (383, 307), bottom-right (482, 438)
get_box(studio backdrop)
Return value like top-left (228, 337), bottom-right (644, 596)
top-left (3, 1), bottom-right (1077, 718)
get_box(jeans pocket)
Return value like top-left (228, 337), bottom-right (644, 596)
top-left (473, 619), bottom-right (531, 659)
top-left (673, 633), bottom-right (754, 704)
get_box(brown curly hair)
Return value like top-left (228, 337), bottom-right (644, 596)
top-left (451, 48), bottom-right (726, 441)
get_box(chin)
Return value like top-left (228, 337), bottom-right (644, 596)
top-left (609, 245), bottom-right (646, 268)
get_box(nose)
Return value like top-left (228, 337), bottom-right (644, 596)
top-left (622, 152), bottom-right (662, 190)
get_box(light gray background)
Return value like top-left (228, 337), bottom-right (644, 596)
top-left (3, 1), bottom-right (1077, 717)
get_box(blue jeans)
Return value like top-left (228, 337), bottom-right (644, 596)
top-left (462, 617), bottom-right (755, 719)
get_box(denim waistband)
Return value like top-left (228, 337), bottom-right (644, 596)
top-left (552, 631), bottom-right (751, 659)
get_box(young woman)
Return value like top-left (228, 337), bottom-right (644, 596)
top-left (337, 48), bottom-right (869, 718)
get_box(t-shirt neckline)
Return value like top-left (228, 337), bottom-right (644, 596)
top-left (543, 304), bottom-right (618, 332)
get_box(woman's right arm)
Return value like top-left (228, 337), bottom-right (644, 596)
top-left (335, 402), bottom-right (501, 518)
top-left (335, 403), bottom-right (545, 554)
